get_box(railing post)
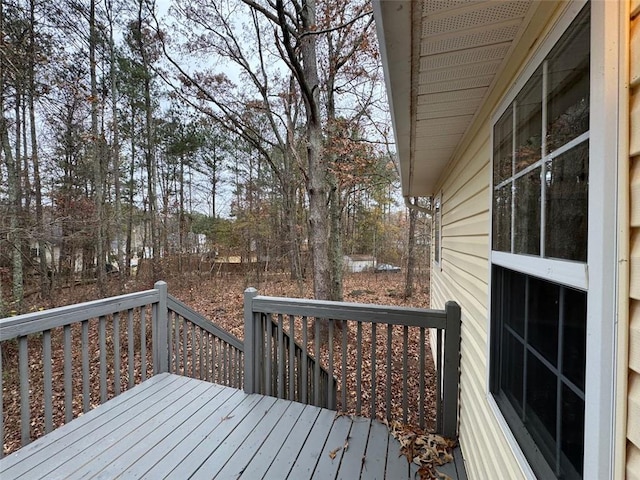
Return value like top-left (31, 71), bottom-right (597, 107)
top-left (154, 281), bottom-right (169, 374)
top-left (244, 288), bottom-right (259, 394)
top-left (442, 301), bottom-right (461, 438)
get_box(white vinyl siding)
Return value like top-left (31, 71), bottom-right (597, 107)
top-left (431, 132), bottom-right (528, 479)
top-left (628, 5), bottom-right (640, 479)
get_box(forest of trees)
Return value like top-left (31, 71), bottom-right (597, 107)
top-left (0, 0), bottom-right (430, 315)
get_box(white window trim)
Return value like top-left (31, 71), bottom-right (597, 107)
top-left (485, 1), bottom-right (620, 478)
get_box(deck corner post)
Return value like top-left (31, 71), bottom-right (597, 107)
top-left (244, 288), bottom-right (259, 394)
top-left (154, 281), bottom-right (169, 374)
top-left (442, 301), bottom-right (461, 439)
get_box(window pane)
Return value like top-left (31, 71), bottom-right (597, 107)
top-left (504, 269), bottom-right (526, 336)
top-left (501, 331), bottom-right (524, 413)
top-left (526, 352), bottom-right (557, 452)
top-left (514, 168), bottom-right (541, 255)
top-left (528, 275), bottom-right (559, 366)
top-left (561, 384), bottom-right (584, 478)
top-left (492, 185), bottom-right (512, 252)
top-left (545, 141), bottom-right (589, 261)
top-left (563, 287), bottom-right (587, 390)
top-left (494, 107), bottom-right (513, 184)
top-left (546, 8), bottom-right (590, 154)
top-left (515, 68), bottom-right (542, 172)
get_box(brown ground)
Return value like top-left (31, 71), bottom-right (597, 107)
top-left (2, 270), bottom-right (436, 458)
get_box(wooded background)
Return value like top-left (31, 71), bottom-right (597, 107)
top-left (0, 0), bottom-right (432, 315)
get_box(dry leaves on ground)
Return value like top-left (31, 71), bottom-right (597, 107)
top-left (387, 419), bottom-right (457, 480)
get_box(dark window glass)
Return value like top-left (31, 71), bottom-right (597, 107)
top-left (494, 108), bottom-right (513, 185)
top-left (514, 168), bottom-right (541, 255)
top-left (492, 185), bottom-right (512, 252)
top-left (501, 331), bottom-right (524, 412)
top-left (504, 269), bottom-right (526, 336)
top-left (528, 276), bottom-right (559, 366)
top-left (526, 352), bottom-right (557, 449)
top-left (561, 384), bottom-right (585, 478)
top-left (547, 8), bottom-right (590, 154)
top-left (515, 69), bottom-right (542, 172)
top-left (563, 288), bottom-right (587, 390)
top-left (545, 141), bottom-right (589, 261)
top-left (491, 266), bottom-right (586, 479)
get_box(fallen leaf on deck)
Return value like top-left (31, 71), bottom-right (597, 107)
top-left (329, 446), bottom-right (342, 460)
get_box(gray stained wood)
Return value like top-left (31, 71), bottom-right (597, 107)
top-left (0, 373), bottom-right (464, 479)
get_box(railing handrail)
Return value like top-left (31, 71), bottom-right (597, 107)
top-left (167, 295), bottom-right (244, 352)
top-left (251, 295), bottom-right (447, 328)
top-left (0, 289), bottom-right (160, 341)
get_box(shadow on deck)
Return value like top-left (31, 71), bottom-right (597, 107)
top-left (0, 373), bottom-right (466, 479)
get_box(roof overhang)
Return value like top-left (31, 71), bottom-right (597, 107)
top-left (373, 0), bottom-right (535, 197)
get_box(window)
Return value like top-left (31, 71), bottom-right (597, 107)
top-left (490, 5), bottom-right (590, 479)
top-left (434, 197), bottom-right (441, 264)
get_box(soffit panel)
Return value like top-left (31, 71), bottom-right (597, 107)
top-left (410, 0), bottom-right (534, 196)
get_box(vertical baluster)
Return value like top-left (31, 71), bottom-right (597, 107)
top-left (402, 325), bottom-right (408, 423)
top-left (19, 336), bottom-right (29, 446)
top-left (301, 317), bottom-right (308, 403)
top-left (140, 308), bottom-right (147, 382)
top-left (238, 349), bottom-right (243, 387)
top-left (419, 327), bottom-right (425, 429)
top-left (277, 314), bottom-right (284, 398)
top-left (82, 320), bottom-right (90, 412)
top-left (223, 342), bottom-right (228, 385)
top-left (314, 318), bottom-right (320, 406)
top-left (168, 312), bottom-right (174, 374)
top-left (371, 322), bottom-right (377, 418)
top-left (199, 327), bottom-right (204, 379)
top-left (265, 319), bottom-right (272, 396)
top-left (212, 336), bottom-right (217, 383)
top-left (204, 332), bottom-right (210, 381)
top-left (114, 313), bottom-right (121, 396)
top-left (328, 319), bottom-right (334, 409)
top-left (127, 309), bottom-right (134, 388)
top-left (173, 313), bottom-right (180, 374)
top-left (356, 321), bottom-right (362, 415)
top-left (289, 315), bottom-right (295, 400)
top-left (182, 316), bottom-right (188, 375)
top-left (341, 321), bottom-right (347, 411)
top-left (64, 324), bottom-right (72, 422)
top-left (386, 324), bottom-right (392, 421)
top-left (191, 322), bottom-right (197, 378)
top-left (436, 328), bottom-right (443, 433)
top-left (43, 329), bottom-right (52, 433)
top-left (99, 316), bottom-right (107, 403)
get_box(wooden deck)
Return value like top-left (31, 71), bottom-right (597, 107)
top-left (0, 373), bottom-right (466, 479)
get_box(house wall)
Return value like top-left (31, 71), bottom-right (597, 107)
top-left (427, 2), bottom-right (600, 478)
top-left (628, 1), bottom-right (640, 478)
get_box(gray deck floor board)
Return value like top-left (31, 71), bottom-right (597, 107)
top-left (0, 373), bottom-right (466, 480)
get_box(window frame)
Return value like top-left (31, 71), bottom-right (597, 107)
top-left (486, 1), bottom-right (620, 478)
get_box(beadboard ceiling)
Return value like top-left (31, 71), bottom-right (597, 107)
top-left (373, 0), bottom-right (534, 197)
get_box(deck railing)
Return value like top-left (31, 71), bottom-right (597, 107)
top-left (167, 295), bottom-right (244, 388)
top-left (243, 288), bottom-right (461, 437)
top-left (0, 281), bottom-right (243, 456)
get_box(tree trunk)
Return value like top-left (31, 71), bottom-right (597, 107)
top-left (405, 198), bottom-right (418, 298)
top-left (107, 0), bottom-right (124, 285)
top-left (28, 0), bottom-right (49, 298)
top-left (137, 0), bottom-right (160, 279)
top-left (90, 0), bottom-right (106, 294)
top-left (299, 0), bottom-right (330, 300)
